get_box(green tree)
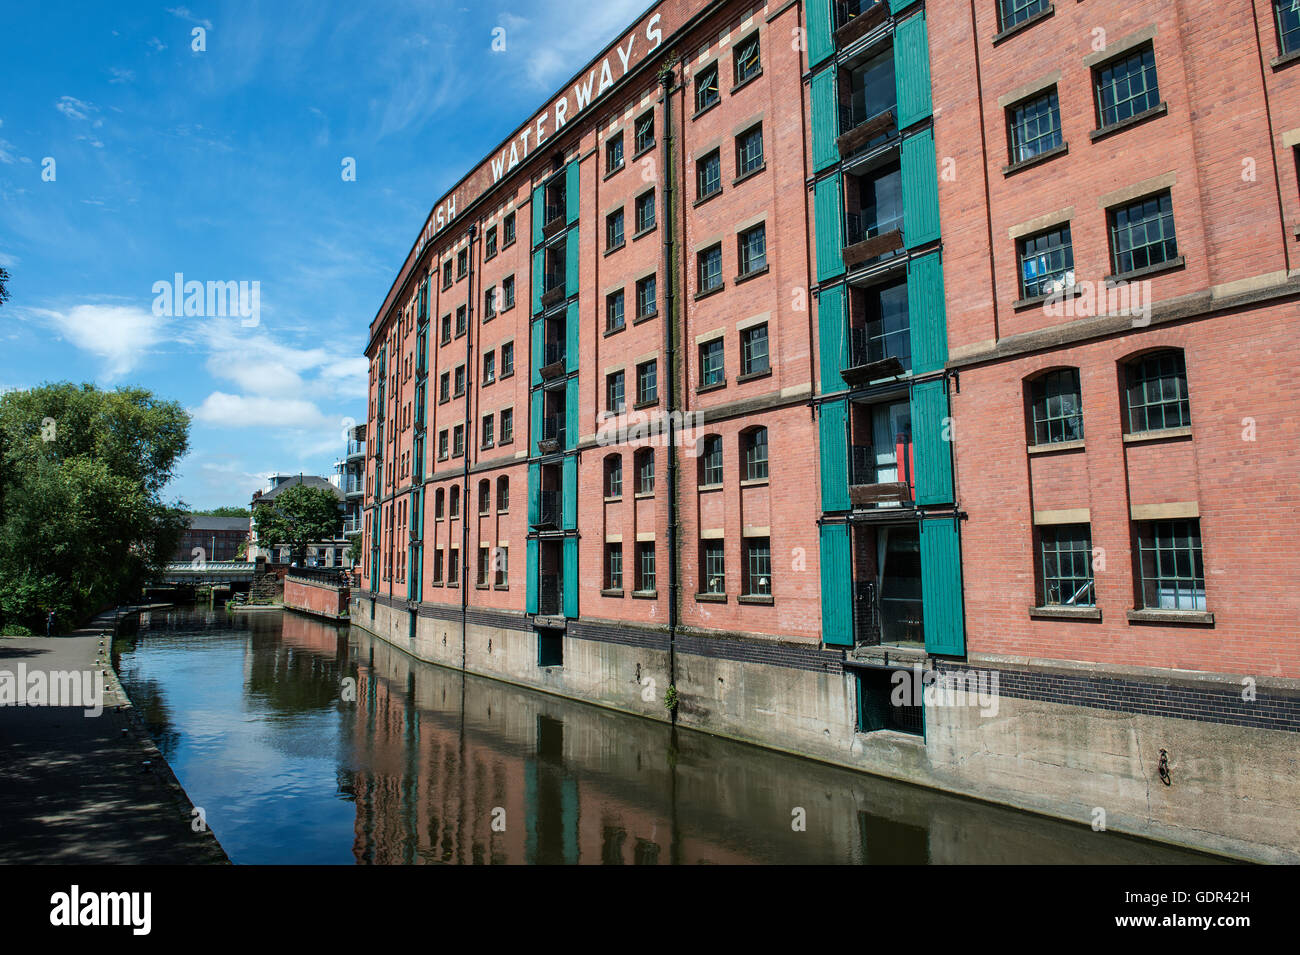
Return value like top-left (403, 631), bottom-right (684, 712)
top-left (192, 506), bottom-right (251, 517)
top-left (0, 383), bottom-right (190, 629)
top-left (254, 483), bottom-right (342, 565)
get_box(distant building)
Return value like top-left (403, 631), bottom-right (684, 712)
top-left (249, 473), bottom-right (350, 567)
top-left (175, 515), bottom-right (250, 563)
top-left (335, 423), bottom-right (366, 542)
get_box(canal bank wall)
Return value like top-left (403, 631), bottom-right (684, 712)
top-left (351, 594), bottom-right (1299, 864)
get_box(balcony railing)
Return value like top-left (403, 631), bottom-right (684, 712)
top-left (539, 573), bottom-right (563, 616)
top-left (346, 440), bottom-right (366, 459)
top-left (834, 0), bottom-right (889, 47)
top-left (534, 490), bottom-right (562, 528)
top-left (853, 579), bottom-right (880, 647)
top-left (848, 444), bottom-right (913, 507)
top-left (544, 199), bottom-right (565, 225)
top-left (845, 211), bottom-right (903, 247)
top-left (834, 0), bottom-right (882, 30)
top-left (543, 340), bottom-right (566, 367)
top-left (540, 414), bottom-right (566, 450)
top-left (845, 327), bottom-right (907, 375)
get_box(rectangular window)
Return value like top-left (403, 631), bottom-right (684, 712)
top-left (503, 212), bottom-right (516, 246)
top-left (433, 549), bottom-right (444, 583)
top-left (503, 274), bottom-right (515, 308)
top-left (483, 350), bottom-right (495, 384)
top-left (438, 430), bottom-right (448, 459)
top-left (454, 364), bottom-right (465, 396)
top-left (700, 338), bottom-right (725, 387)
top-left (605, 543), bottom-right (623, 590)
top-left (635, 190), bottom-right (656, 234)
top-left (734, 33), bottom-right (761, 85)
top-left (501, 341), bottom-right (514, 377)
top-left (500, 407), bottom-right (514, 443)
top-left (698, 244), bottom-right (723, 292)
top-left (448, 547), bottom-right (459, 582)
top-left (439, 372), bottom-right (450, 403)
top-left (702, 541), bottom-right (725, 594)
top-left (998, 0), bottom-right (1050, 31)
top-left (637, 451), bottom-right (654, 494)
top-left (636, 275), bottom-right (657, 319)
top-left (695, 62), bottom-right (719, 113)
top-left (605, 456), bottom-right (623, 498)
top-left (744, 428), bottom-right (768, 480)
top-left (1019, 225), bottom-right (1075, 298)
top-left (484, 285), bottom-right (497, 319)
top-left (607, 208), bottom-right (625, 249)
top-left (1095, 44), bottom-right (1160, 129)
top-left (1031, 369), bottom-right (1084, 444)
top-left (441, 314), bottom-right (451, 344)
top-left (743, 537), bottom-right (772, 596)
top-left (1280, 0), bottom-right (1300, 55)
top-left (1039, 524), bottom-right (1094, 606)
top-left (741, 324), bottom-right (769, 376)
top-left (442, 260), bottom-right (453, 289)
top-left (634, 110), bottom-right (655, 153)
top-left (457, 248), bottom-right (468, 279)
top-left (1136, 519), bottom-right (1206, 611)
top-left (606, 133), bottom-right (624, 174)
top-left (453, 425), bottom-right (464, 457)
top-left (482, 413), bottom-right (495, 448)
top-left (637, 360), bottom-right (658, 405)
top-left (738, 224), bottom-right (767, 276)
top-left (1009, 90), bottom-right (1062, 163)
top-left (1126, 351), bottom-right (1190, 433)
top-left (736, 124), bottom-right (764, 177)
top-left (478, 547), bottom-right (490, 586)
top-left (456, 305), bottom-right (467, 336)
top-left (606, 289), bottom-right (625, 332)
top-left (607, 371), bottom-right (626, 414)
top-left (636, 542), bottom-right (656, 592)
top-left (485, 226), bottom-right (498, 259)
top-left (495, 545), bottom-right (508, 587)
top-left (1109, 191), bottom-right (1177, 276)
top-left (697, 149), bottom-right (722, 200)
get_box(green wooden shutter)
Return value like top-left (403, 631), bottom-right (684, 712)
top-left (890, 0), bottom-right (919, 14)
top-left (912, 377), bottom-right (953, 505)
top-left (810, 66), bottom-right (840, 173)
top-left (562, 454), bottom-right (577, 531)
top-left (819, 523), bottom-right (853, 646)
top-left (920, 517), bottom-right (965, 656)
top-left (531, 183), bottom-right (545, 247)
top-left (564, 376), bottom-right (578, 450)
top-left (814, 173), bottom-right (845, 282)
top-left (528, 461), bottom-right (540, 525)
top-left (806, 0), bottom-right (834, 68)
top-left (565, 299), bottom-right (579, 367)
top-left (564, 230), bottom-right (579, 298)
top-left (906, 250), bottom-right (948, 375)
top-left (531, 248), bottom-right (544, 314)
top-left (562, 536), bottom-right (578, 618)
top-left (526, 538), bottom-right (539, 614)
top-left (531, 389), bottom-right (543, 456)
top-left (565, 161), bottom-right (580, 225)
top-left (901, 128), bottom-right (940, 248)
top-left (817, 284), bottom-right (847, 395)
top-left (818, 397), bottom-right (849, 512)
top-left (893, 10), bottom-right (933, 129)
top-left (531, 317), bottom-right (544, 386)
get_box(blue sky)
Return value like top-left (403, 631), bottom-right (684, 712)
top-left (0, 0), bottom-right (646, 509)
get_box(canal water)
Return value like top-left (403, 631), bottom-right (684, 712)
top-left (113, 607), bottom-right (1222, 865)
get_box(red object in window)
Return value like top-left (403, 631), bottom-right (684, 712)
top-left (896, 431), bottom-right (915, 501)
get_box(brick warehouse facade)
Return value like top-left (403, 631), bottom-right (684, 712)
top-left (352, 0), bottom-right (1300, 862)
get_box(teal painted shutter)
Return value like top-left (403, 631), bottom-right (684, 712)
top-left (893, 10), bottom-right (933, 129)
top-left (818, 398), bottom-right (849, 512)
top-left (906, 250), bottom-right (948, 374)
top-left (531, 183), bottom-right (545, 247)
top-left (817, 284), bottom-right (847, 394)
top-left (813, 173), bottom-right (845, 282)
top-left (562, 536), bottom-right (578, 618)
top-left (526, 538), bottom-right (539, 614)
top-left (890, 0), bottom-right (918, 14)
top-left (901, 128), bottom-right (940, 248)
top-left (531, 248), bottom-right (544, 314)
top-left (564, 230), bottom-right (579, 298)
top-left (810, 66), bottom-right (839, 173)
top-left (819, 523), bottom-right (852, 646)
top-left (528, 461), bottom-right (540, 525)
top-left (565, 161), bottom-right (580, 225)
top-left (531, 317), bottom-right (544, 386)
top-left (912, 378), bottom-right (953, 505)
top-left (561, 454), bottom-right (577, 531)
top-left (564, 377), bottom-right (578, 450)
top-left (565, 299), bottom-right (579, 366)
top-left (920, 517), bottom-right (965, 656)
top-left (806, 0), bottom-right (833, 69)
top-left (531, 389), bottom-right (543, 456)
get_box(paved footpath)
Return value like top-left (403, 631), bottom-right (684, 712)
top-left (0, 608), bottom-right (228, 864)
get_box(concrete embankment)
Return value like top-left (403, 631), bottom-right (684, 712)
top-left (0, 606), bottom-right (228, 864)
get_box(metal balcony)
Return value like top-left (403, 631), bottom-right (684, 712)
top-left (540, 339), bottom-right (567, 380)
top-left (540, 270), bottom-right (565, 308)
top-left (834, 0), bottom-right (889, 49)
top-left (538, 573), bottom-right (563, 616)
top-left (848, 444), bottom-right (912, 508)
top-left (532, 490), bottom-right (562, 529)
top-left (538, 414), bottom-right (566, 453)
top-left (841, 326), bottom-right (906, 385)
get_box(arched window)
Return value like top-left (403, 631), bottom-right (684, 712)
top-left (1124, 349), bottom-right (1189, 433)
top-left (434, 487), bottom-right (445, 518)
top-left (496, 475), bottom-right (509, 512)
top-left (634, 447), bottom-right (655, 494)
top-left (741, 427), bottom-right (768, 480)
top-left (698, 435), bottom-right (723, 487)
top-left (478, 479), bottom-right (491, 515)
top-left (1028, 368), bottom-right (1084, 445)
top-left (604, 454), bottom-right (623, 498)
top-left (449, 484), bottom-right (460, 518)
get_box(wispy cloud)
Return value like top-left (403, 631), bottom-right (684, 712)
top-left (108, 67), bottom-right (135, 84)
top-left (494, 0), bottom-right (649, 91)
top-left (55, 95), bottom-right (99, 122)
top-left (29, 304), bottom-right (166, 380)
top-left (166, 6), bottom-right (214, 31)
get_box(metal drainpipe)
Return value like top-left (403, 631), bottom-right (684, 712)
top-left (660, 61), bottom-right (680, 721)
top-left (462, 223), bottom-right (478, 672)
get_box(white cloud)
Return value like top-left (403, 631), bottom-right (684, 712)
top-left (55, 96), bottom-right (98, 121)
top-left (148, 37), bottom-right (167, 52)
top-left (31, 304), bottom-right (165, 380)
top-left (166, 6), bottom-right (214, 30)
top-left (190, 392), bottom-right (334, 431)
top-left (108, 67), bottom-right (135, 84)
top-left (496, 0), bottom-right (650, 90)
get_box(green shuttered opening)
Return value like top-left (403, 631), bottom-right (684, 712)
top-left (562, 537), bottom-right (579, 618)
top-left (911, 377), bottom-right (953, 506)
top-left (892, 10), bottom-right (933, 130)
top-left (561, 455), bottom-right (577, 531)
top-left (906, 250), bottom-right (947, 375)
top-left (819, 398), bottom-right (849, 512)
top-left (901, 128), bottom-right (940, 248)
top-left (531, 317), bottom-right (544, 386)
top-left (565, 161), bottom-right (580, 225)
top-left (565, 300), bottom-right (579, 367)
top-left (817, 284), bottom-right (847, 395)
top-left (525, 537), bottom-right (539, 615)
top-left (813, 173), bottom-right (844, 283)
top-left (564, 377), bottom-right (578, 451)
top-left (531, 183), bottom-right (545, 247)
top-left (819, 523), bottom-right (853, 646)
top-left (530, 390), bottom-right (543, 456)
top-left (564, 229), bottom-right (579, 298)
top-left (920, 517), bottom-right (965, 656)
top-left (527, 461), bottom-right (540, 526)
top-left (810, 66), bottom-right (839, 173)
top-left (806, 0), bottom-right (833, 69)
top-left (531, 248), bottom-right (544, 315)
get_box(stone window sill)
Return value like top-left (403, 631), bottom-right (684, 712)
top-left (695, 592), bottom-right (727, 603)
top-left (633, 311), bottom-right (658, 325)
top-left (632, 224), bottom-right (657, 242)
top-left (697, 483), bottom-right (723, 493)
top-left (1027, 438), bottom-right (1085, 455)
top-left (1105, 255), bottom-right (1185, 285)
top-left (733, 163), bottom-right (766, 187)
top-left (634, 491), bottom-right (654, 500)
top-left (1029, 605), bottom-right (1100, 621)
top-left (696, 380), bottom-right (727, 395)
top-left (604, 240), bottom-right (626, 257)
top-left (738, 594), bottom-right (773, 605)
top-left (693, 99), bottom-right (720, 122)
top-left (632, 142), bottom-right (656, 162)
top-left (601, 588), bottom-right (624, 598)
top-left (632, 590), bottom-right (658, 599)
top-left (731, 69), bottom-right (764, 95)
top-left (695, 188), bottom-right (722, 209)
top-left (1003, 142), bottom-right (1068, 178)
top-left (695, 283), bottom-right (725, 301)
top-left (1013, 284), bottom-right (1081, 311)
top-left (736, 367), bottom-right (772, 385)
top-left (603, 162), bottom-right (625, 182)
top-left (1271, 48), bottom-right (1300, 71)
top-left (1127, 608), bottom-right (1214, 626)
top-left (740, 478), bottom-right (769, 488)
top-left (1090, 102), bottom-right (1168, 143)
top-left (734, 265), bottom-right (769, 285)
top-left (494, 584), bottom-right (509, 591)
top-left (992, 4), bottom-right (1054, 45)
top-left (633, 398), bottom-right (659, 410)
top-left (1122, 425), bottom-right (1192, 445)
top-left (604, 323), bottom-right (626, 338)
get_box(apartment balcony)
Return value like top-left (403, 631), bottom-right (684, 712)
top-left (531, 490), bottom-right (563, 531)
top-left (843, 211), bottom-right (904, 268)
top-left (538, 573), bottom-right (563, 617)
top-left (848, 443), bottom-right (914, 510)
top-left (539, 338), bottom-right (567, 380)
top-left (542, 199), bottom-right (567, 240)
top-left (346, 440), bottom-right (366, 461)
top-left (841, 326), bottom-right (907, 386)
top-left (837, 99), bottom-right (896, 157)
top-left (540, 270), bottom-right (565, 309)
top-left (538, 414), bottom-right (566, 454)
top-left (834, 0), bottom-right (889, 49)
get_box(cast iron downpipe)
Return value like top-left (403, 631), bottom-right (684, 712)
top-left (461, 223), bottom-right (478, 673)
top-left (660, 61), bottom-right (681, 723)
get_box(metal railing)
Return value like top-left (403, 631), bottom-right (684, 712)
top-left (542, 414), bottom-right (566, 446)
top-left (286, 566), bottom-right (350, 587)
top-left (834, 0), bottom-right (882, 30)
top-left (543, 270), bottom-right (564, 295)
top-left (853, 579), bottom-right (880, 647)
top-left (536, 490), bottom-right (562, 527)
top-left (346, 440), bottom-right (366, 458)
top-left (543, 339), bottom-right (566, 367)
top-left (845, 210), bottom-right (904, 246)
top-left (849, 445), bottom-right (876, 485)
top-left (539, 573), bottom-right (562, 615)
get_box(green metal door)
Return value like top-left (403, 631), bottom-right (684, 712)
top-left (565, 161), bottom-right (580, 225)
top-left (565, 300), bottom-right (579, 367)
top-left (564, 377), bottom-right (578, 451)
top-left (564, 231), bottom-right (579, 298)
top-left (526, 538), bottom-right (539, 615)
top-left (813, 173), bottom-right (845, 282)
top-left (806, 0), bottom-right (833, 69)
top-left (531, 248), bottom-right (544, 314)
top-left (919, 517), bottom-right (965, 656)
top-left (901, 128), bottom-right (940, 248)
top-left (817, 284), bottom-right (847, 394)
top-left (911, 377), bottom-right (953, 505)
top-left (562, 455), bottom-right (577, 531)
top-left (906, 250), bottom-right (947, 374)
top-left (819, 397), bottom-right (850, 512)
top-left (819, 523), bottom-right (853, 646)
top-left (531, 182), bottom-right (545, 247)
top-left (562, 536), bottom-right (578, 618)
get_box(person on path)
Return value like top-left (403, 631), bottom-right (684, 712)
top-left (46, 609), bottom-right (55, 637)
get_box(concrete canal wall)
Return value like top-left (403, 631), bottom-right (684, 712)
top-left (350, 594), bottom-right (1300, 864)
